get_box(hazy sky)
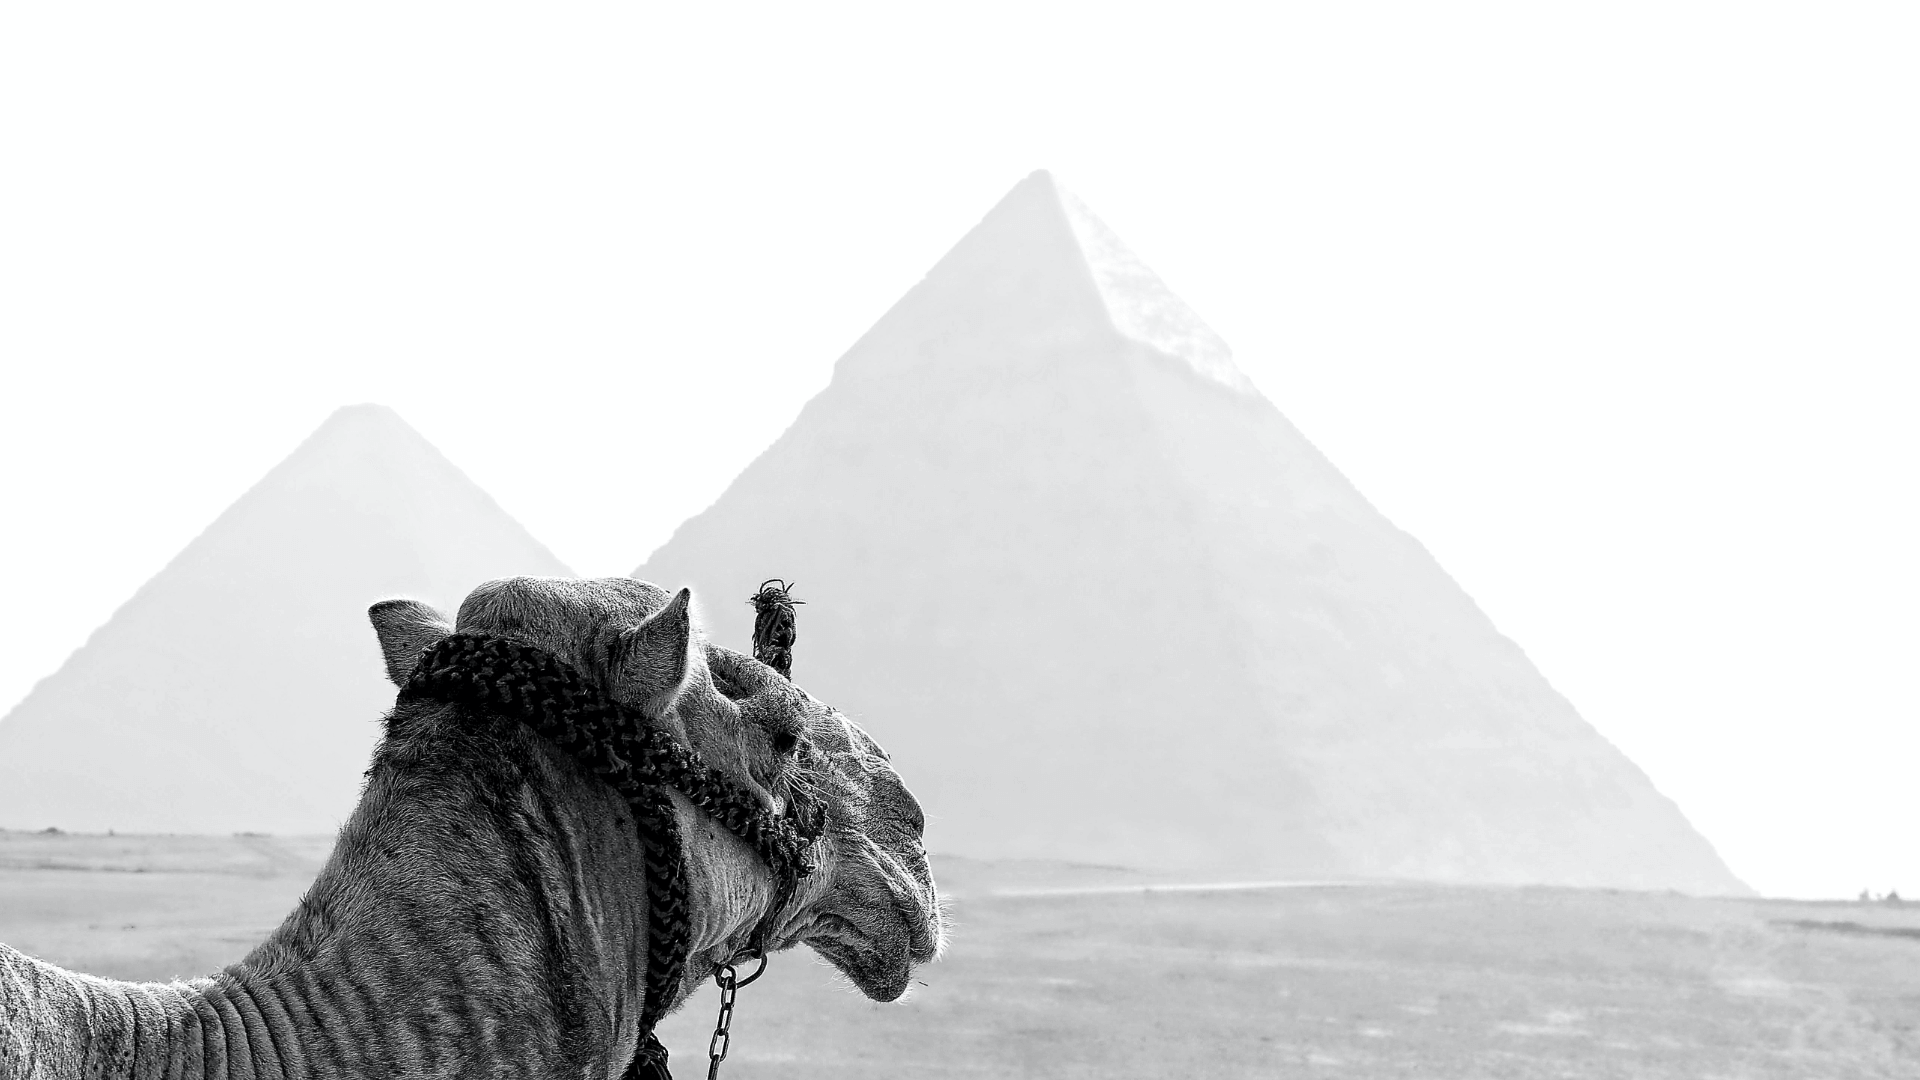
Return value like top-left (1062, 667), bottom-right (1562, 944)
top-left (1, 3), bottom-right (1913, 899)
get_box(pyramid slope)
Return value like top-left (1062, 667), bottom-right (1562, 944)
top-left (0, 404), bottom-right (571, 834)
top-left (639, 172), bottom-right (1749, 895)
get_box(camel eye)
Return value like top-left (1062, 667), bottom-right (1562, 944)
top-left (770, 730), bottom-right (799, 755)
top-left (711, 667), bottom-right (751, 702)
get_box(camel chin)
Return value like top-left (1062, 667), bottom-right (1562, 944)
top-left (814, 933), bottom-right (915, 1002)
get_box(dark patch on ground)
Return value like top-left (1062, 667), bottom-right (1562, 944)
top-left (1776, 918), bottom-right (1920, 942)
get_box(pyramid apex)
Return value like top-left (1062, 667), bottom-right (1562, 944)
top-left (332, 401), bottom-right (400, 417)
top-left (298, 404), bottom-right (435, 453)
top-left (319, 402), bottom-right (410, 427)
top-left (977, 168), bottom-right (1067, 223)
top-left (1048, 181), bottom-right (1253, 394)
top-left (845, 174), bottom-right (1254, 395)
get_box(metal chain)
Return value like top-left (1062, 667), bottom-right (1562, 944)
top-left (706, 963), bottom-right (739, 1080)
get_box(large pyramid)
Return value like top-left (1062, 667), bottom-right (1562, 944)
top-left (639, 171), bottom-right (1748, 894)
top-left (0, 404), bottom-right (571, 834)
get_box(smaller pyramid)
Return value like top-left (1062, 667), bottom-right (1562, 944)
top-left (0, 405), bottom-right (571, 834)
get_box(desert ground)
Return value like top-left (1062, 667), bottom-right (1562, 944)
top-left (1, 831), bottom-right (1915, 1078)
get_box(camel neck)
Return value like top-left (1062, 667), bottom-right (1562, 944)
top-left (0, 706), bottom-right (665, 1079)
top-left (240, 709), bottom-right (656, 1077)
top-left (1, 943), bottom-right (278, 1079)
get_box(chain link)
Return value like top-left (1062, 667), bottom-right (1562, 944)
top-left (706, 963), bottom-right (739, 1080)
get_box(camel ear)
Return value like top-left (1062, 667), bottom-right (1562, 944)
top-left (369, 598), bottom-right (453, 687)
top-left (612, 588), bottom-right (693, 716)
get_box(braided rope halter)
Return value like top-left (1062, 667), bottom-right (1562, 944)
top-left (395, 582), bottom-right (815, 1080)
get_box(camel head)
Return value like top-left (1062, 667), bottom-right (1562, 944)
top-left (369, 575), bottom-right (944, 1003)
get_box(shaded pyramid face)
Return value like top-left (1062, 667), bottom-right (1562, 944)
top-left (0, 404), bottom-right (571, 834)
top-left (639, 171), bottom-right (1749, 895)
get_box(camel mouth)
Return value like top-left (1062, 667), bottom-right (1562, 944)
top-left (898, 877), bottom-right (945, 966)
top-left (803, 891), bottom-right (940, 1003)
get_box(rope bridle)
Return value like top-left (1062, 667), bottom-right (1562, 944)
top-left (395, 582), bottom-right (815, 1080)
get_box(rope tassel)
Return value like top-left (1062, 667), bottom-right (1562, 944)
top-left (749, 580), bottom-right (802, 680)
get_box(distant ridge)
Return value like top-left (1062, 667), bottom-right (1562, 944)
top-left (0, 404), bottom-right (571, 834)
top-left (638, 171), bottom-right (1750, 895)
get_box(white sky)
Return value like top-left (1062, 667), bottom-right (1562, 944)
top-left (1, 3), bottom-right (1913, 899)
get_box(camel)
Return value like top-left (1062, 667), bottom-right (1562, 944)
top-left (0, 576), bottom-right (944, 1078)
